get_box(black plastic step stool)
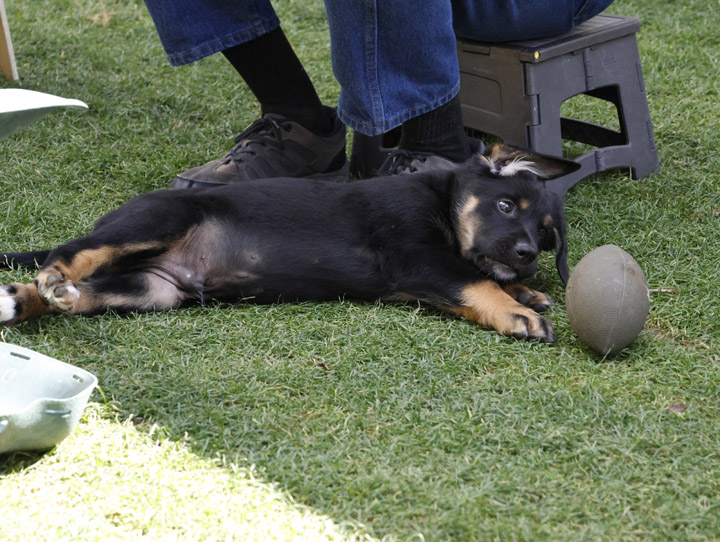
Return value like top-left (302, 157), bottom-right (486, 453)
top-left (457, 13), bottom-right (659, 196)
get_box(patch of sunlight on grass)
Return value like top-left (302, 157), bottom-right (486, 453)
top-left (0, 404), bottom-right (377, 542)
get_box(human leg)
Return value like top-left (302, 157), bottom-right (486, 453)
top-left (396, 94), bottom-right (471, 163)
top-left (143, 0), bottom-right (280, 66)
top-left (324, 0), bottom-right (460, 137)
top-left (325, 0), bottom-right (615, 137)
top-left (221, 28), bottom-right (333, 135)
top-left (143, 0), bottom-right (347, 187)
top-left (324, 0), bottom-right (478, 173)
top-left (326, 0), bottom-right (613, 176)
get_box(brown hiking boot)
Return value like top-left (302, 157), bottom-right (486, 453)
top-left (170, 107), bottom-right (348, 189)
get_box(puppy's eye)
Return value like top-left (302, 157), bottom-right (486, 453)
top-left (538, 227), bottom-right (547, 238)
top-left (497, 200), bottom-right (515, 214)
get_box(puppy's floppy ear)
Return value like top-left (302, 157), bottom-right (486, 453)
top-left (554, 223), bottom-right (569, 284)
top-left (482, 144), bottom-right (580, 180)
top-left (538, 192), bottom-right (569, 283)
top-left (529, 153), bottom-right (581, 181)
top-left (551, 197), bottom-right (570, 284)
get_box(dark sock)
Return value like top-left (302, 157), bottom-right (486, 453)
top-left (222, 28), bottom-right (333, 135)
top-left (398, 94), bottom-right (470, 162)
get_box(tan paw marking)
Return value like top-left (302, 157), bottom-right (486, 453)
top-left (35, 267), bottom-right (81, 311)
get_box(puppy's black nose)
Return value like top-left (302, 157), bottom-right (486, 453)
top-left (514, 242), bottom-right (537, 263)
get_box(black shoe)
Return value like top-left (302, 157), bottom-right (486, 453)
top-left (376, 138), bottom-right (485, 176)
top-left (170, 107), bottom-right (348, 189)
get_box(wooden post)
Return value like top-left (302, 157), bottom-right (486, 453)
top-left (0, 0), bottom-right (19, 81)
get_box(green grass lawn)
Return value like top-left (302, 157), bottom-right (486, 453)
top-left (1, 1), bottom-right (719, 540)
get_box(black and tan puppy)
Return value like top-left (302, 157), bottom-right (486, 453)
top-left (0, 145), bottom-right (577, 341)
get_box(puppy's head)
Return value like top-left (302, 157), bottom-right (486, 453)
top-left (453, 145), bottom-right (578, 283)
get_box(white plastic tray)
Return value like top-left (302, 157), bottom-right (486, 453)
top-left (0, 343), bottom-right (97, 454)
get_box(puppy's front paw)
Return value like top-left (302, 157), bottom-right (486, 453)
top-left (35, 267), bottom-right (80, 311)
top-left (503, 283), bottom-right (554, 313)
top-left (505, 308), bottom-right (555, 343)
top-left (454, 281), bottom-right (556, 342)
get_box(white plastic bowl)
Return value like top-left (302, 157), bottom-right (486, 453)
top-left (0, 343), bottom-right (97, 454)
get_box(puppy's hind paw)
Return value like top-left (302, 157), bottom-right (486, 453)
top-left (0, 286), bottom-right (18, 324)
top-left (35, 267), bottom-right (81, 311)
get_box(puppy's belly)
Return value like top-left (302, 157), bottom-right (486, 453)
top-left (154, 222), bottom-right (390, 303)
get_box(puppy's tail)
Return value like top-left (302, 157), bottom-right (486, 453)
top-left (0, 250), bottom-right (51, 269)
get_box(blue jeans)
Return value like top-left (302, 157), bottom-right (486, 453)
top-left (144, 0), bottom-right (614, 136)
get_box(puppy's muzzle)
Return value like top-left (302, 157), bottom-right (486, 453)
top-left (512, 240), bottom-right (538, 266)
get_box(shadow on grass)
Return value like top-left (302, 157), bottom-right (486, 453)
top-left (3, 300), bottom-right (545, 539)
top-left (0, 450), bottom-right (47, 474)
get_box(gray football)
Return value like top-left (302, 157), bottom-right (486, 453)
top-left (566, 245), bottom-right (650, 355)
